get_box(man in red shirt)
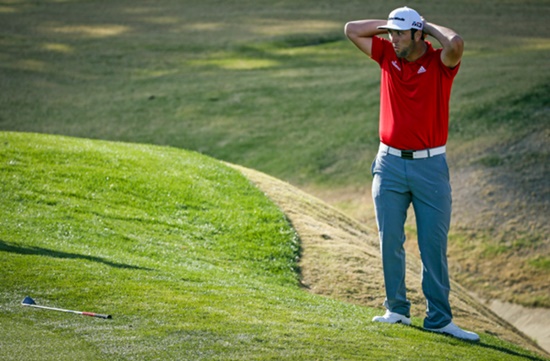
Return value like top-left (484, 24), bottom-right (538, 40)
top-left (345, 7), bottom-right (479, 341)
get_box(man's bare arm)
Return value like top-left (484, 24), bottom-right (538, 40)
top-left (344, 20), bottom-right (387, 57)
top-left (423, 22), bottom-right (464, 68)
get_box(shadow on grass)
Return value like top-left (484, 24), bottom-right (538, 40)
top-left (0, 239), bottom-right (151, 271)
top-left (473, 343), bottom-right (549, 361)
top-left (409, 324), bottom-right (548, 361)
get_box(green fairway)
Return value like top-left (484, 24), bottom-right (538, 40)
top-left (1, 132), bottom-right (547, 360)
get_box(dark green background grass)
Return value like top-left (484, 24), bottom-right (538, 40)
top-left (1, 0), bottom-right (548, 187)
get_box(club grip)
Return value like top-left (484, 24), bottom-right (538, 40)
top-left (82, 312), bottom-right (112, 319)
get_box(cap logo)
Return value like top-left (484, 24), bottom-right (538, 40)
top-left (412, 21), bottom-right (423, 28)
top-left (389, 16), bottom-right (405, 21)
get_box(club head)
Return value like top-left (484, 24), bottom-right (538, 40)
top-left (22, 296), bottom-right (36, 305)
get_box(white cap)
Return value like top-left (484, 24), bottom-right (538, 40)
top-left (377, 6), bottom-right (423, 31)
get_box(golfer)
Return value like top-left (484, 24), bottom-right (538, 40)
top-left (345, 6), bottom-right (479, 341)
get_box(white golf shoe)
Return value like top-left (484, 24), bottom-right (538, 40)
top-left (425, 321), bottom-right (480, 342)
top-left (372, 310), bottom-right (411, 325)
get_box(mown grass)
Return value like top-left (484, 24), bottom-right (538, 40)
top-left (1, 132), bottom-right (548, 360)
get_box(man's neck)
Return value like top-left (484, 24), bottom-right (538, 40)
top-left (406, 41), bottom-right (428, 62)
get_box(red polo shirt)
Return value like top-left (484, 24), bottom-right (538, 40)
top-left (370, 36), bottom-right (460, 150)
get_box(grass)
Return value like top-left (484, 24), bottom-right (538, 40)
top-left (1, 131), bottom-right (548, 360)
top-left (0, 0), bottom-right (549, 356)
top-left (530, 257), bottom-right (550, 271)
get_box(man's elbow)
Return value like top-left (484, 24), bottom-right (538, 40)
top-left (443, 34), bottom-right (464, 67)
top-left (450, 34), bottom-right (464, 56)
top-left (344, 22), bottom-right (357, 38)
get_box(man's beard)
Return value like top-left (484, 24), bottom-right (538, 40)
top-left (394, 45), bottom-right (412, 59)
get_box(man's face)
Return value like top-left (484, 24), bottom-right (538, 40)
top-left (388, 29), bottom-right (414, 59)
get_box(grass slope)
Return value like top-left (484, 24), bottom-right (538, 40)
top-left (1, 132), bottom-right (547, 360)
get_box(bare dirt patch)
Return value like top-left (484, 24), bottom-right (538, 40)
top-left (489, 300), bottom-right (550, 354)
top-left (448, 126), bottom-right (549, 309)
top-left (450, 125), bottom-right (550, 240)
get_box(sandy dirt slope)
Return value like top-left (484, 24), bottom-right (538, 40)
top-left (488, 300), bottom-right (550, 354)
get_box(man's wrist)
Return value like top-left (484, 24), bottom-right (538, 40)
top-left (422, 22), bottom-right (434, 36)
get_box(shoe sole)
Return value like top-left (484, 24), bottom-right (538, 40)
top-left (373, 318), bottom-right (411, 326)
top-left (424, 328), bottom-right (479, 342)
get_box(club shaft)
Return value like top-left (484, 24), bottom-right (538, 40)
top-left (23, 303), bottom-right (111, 319)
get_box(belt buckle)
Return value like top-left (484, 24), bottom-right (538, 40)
top-left (401, 150), bottom-right (414, 160)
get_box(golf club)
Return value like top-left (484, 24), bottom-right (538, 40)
top-left (21, 296), bottom-right (112, 319)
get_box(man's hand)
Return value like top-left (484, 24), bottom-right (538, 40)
top-left (344, 19), bottom-right (387, 57)
top-left (422, 20), bottom-right (464, 68)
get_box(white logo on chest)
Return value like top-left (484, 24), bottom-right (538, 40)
top-left (392, 61), bottom-right (401, 71)
top-left (417, 66), bottom-right (427, 74)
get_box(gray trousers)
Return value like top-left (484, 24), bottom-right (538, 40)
top-left (372, 147), bottom-right (453, 329)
